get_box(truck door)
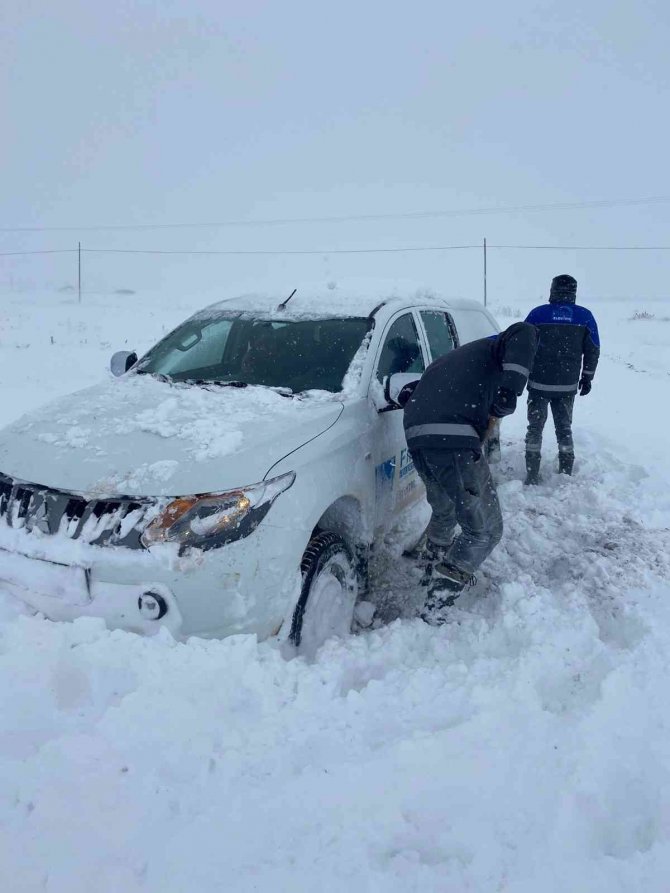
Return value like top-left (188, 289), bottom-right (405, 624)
top-left (371, 311), bottom-right (428, 534)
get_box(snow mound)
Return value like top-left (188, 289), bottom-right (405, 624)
top-left (0, 374), bottom-right (343, 496)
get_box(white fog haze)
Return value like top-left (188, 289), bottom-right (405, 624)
top-left (2, 0), bottom-right (670, 299)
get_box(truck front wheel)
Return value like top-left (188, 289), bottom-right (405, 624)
top-left (288, 532), bottom-right (359, 658)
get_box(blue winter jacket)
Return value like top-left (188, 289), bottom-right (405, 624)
top-left (525, 301), bottom-right (600, 394)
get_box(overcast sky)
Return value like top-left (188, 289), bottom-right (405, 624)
top-left (2, 0), bottom-right (669, 302)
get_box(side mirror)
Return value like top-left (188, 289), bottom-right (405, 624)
top-left (110, 350), bottom-right (138, 377)
top-left (382, 372), bottom-right (421, 409)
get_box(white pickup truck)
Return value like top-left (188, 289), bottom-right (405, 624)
top-left (0, 287), bottom-right (498, 654)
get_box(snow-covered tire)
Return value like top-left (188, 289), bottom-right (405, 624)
top-left (289, 532), bottom-right (359, 657)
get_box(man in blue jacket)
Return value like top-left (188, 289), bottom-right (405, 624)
top-left (524, 275), bottom-right (600, 484)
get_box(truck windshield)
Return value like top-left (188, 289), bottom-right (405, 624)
top-left (136, 314), bottom-right (371, 393)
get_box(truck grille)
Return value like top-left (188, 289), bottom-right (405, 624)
top-left (0, 472), bottom-right (154, 550)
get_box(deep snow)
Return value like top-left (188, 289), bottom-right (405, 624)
top-left (1, 286), bottom-right (670, 891)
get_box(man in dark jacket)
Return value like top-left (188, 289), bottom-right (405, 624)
top-left (403, 322), bottom-right (538, 623)
top-left (524, 274), bottom-right (600, 484)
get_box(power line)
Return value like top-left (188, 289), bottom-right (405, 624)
top-left (489, 244), bottom-right (670, 250)
top-left (1, 195), bottom-right (669, 233)
top-left (3, 243), bottom-right (670, 258)
top-left (82, 245), bottom-right (480, 256)
top-left (83, 244), bottom-right (670, 255)
top-left (0, 249), bottom-right (77, 256)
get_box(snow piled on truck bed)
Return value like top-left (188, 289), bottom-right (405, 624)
top-left (1, 288), bottom-right (670, 891)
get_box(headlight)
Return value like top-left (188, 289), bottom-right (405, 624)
top-left (141, 472), bottom-right (295, 551)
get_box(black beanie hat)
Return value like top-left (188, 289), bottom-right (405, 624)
top-left (549, 274), bottom-right (577, 304)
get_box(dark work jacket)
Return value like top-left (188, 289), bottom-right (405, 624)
top-left (525, 301), bottom-right (600, 394)
top-left (403, 322), bottom-right (538, 453)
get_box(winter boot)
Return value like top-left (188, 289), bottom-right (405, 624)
top-left (524, 452), bottom-right (541, 486)
top-left (419, 562), bottom-right (476, 625)
top-left (558, 452), bottom-right (574, 476)
top-left (404, 532), bottom-right (455, 587)
top-left (403, 533), bottom-right (451, 565)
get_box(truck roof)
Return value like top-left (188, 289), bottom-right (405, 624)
top-left (200, 280), bottom-right (488, 320)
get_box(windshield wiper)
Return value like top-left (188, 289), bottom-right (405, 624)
top-left (191, 379), bottom-right (249, 388)
top-left (134, 369), bottom-right (175, 384)
top-left (187, 379), bottom-right (295, 397)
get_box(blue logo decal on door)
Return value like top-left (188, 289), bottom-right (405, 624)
top-left (375, 457), bottom-right (396, 499)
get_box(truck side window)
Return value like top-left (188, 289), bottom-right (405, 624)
top-left (453, 310), bottom-right (496, 344)
top-left (376, 314), bottom-right (425, 383)
top-left (420, 311), bottom-right (456, 360)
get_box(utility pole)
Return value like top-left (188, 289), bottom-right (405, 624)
top-left (78, 242), bottom-right (82, 303)
top-left (483, 237), bottom-right (487, 307)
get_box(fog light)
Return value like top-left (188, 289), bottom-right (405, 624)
top-left (138, 591), bottom-right (168, 621)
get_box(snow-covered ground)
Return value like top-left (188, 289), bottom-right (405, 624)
top-left (1, 287), bottom-right (670, 891)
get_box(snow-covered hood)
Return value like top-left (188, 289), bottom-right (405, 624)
top-left (0, 375), bottom-right (343, 497)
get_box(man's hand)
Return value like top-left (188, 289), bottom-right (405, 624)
top-left (490, 386), bottom-right (517, 418)
top-left (578, 377), bottom-right (592, 396)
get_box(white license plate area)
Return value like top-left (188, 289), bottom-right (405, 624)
top-left (0, 549), bottom-right (91, 606)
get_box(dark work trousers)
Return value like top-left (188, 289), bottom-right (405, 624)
top-left (525, 391), bottom-right (576, 456)
top-left (410, 448), bottom-right (503, 575)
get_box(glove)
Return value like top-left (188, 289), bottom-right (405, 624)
top-left (578, 377), bottom-right (592, 396)
top-left (396, 381), bottom-right (419, 407)
top-left (490, 386), bottom-right (517, 418)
